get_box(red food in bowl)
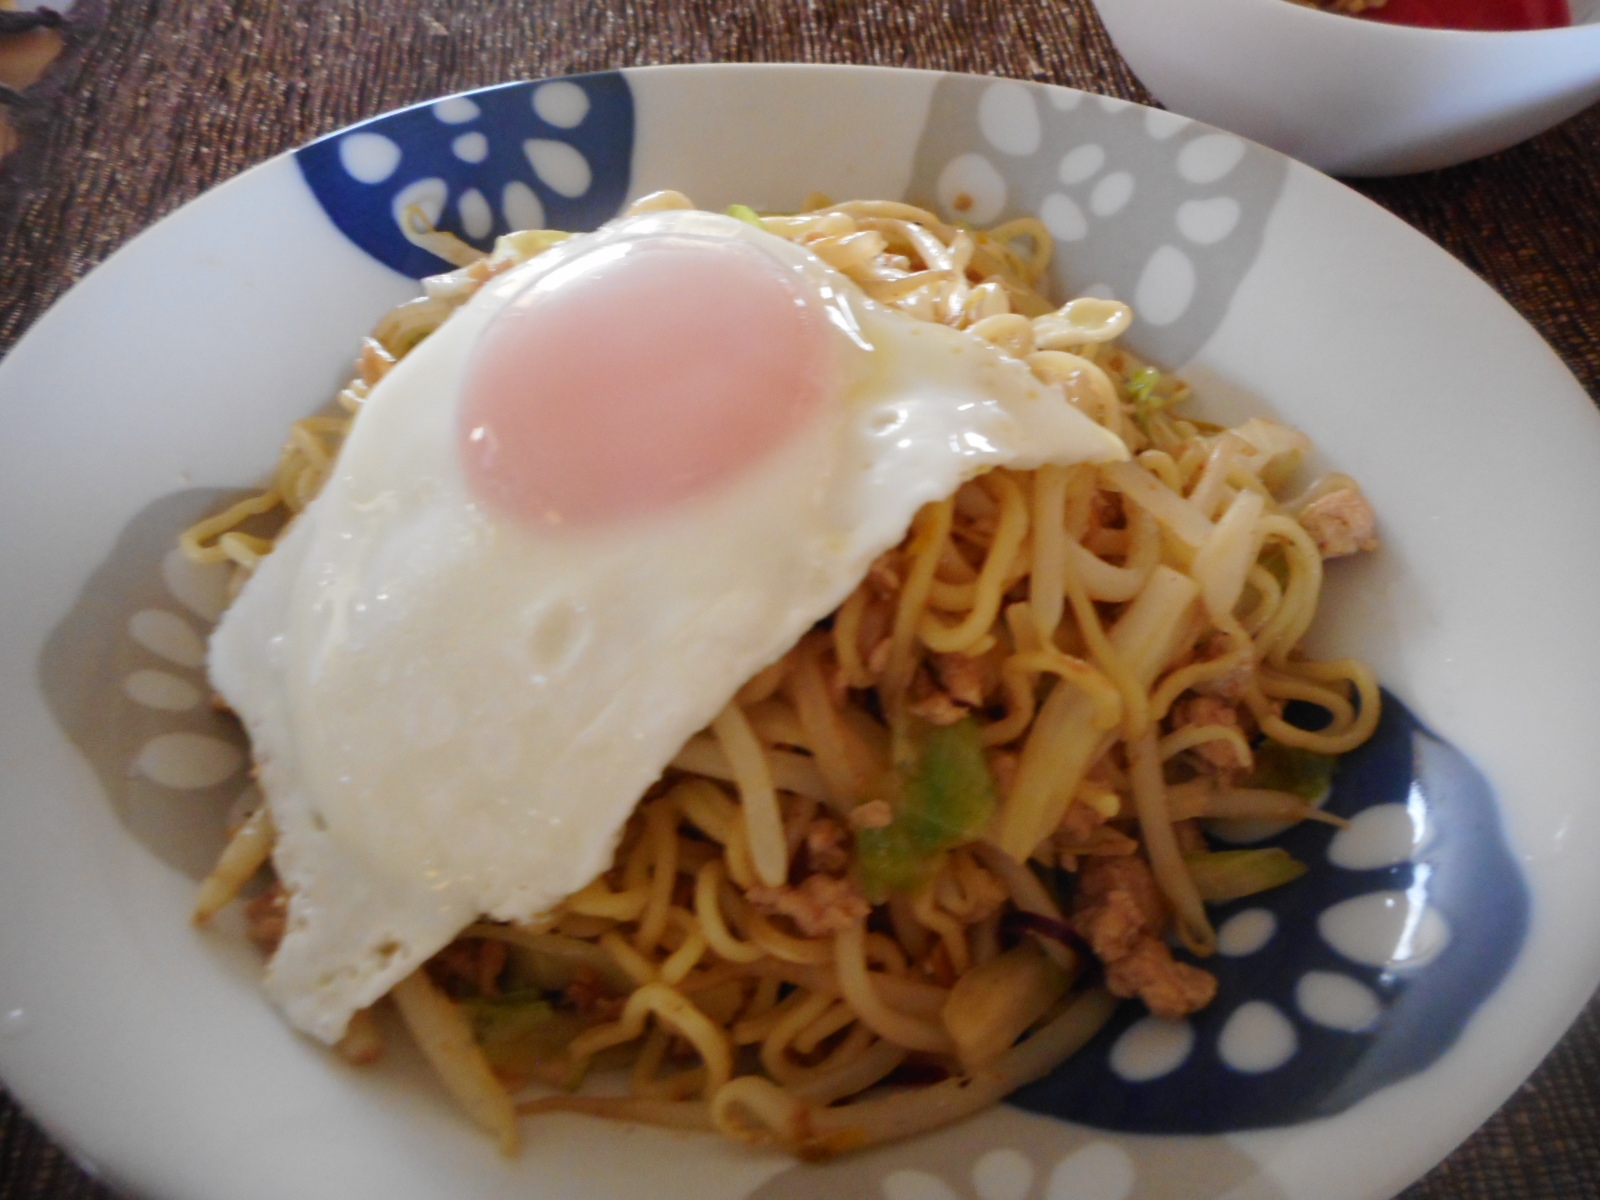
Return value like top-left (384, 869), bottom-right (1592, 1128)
top-left (1362, 0), bottom-right (1570, 30)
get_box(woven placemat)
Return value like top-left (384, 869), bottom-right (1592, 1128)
top-left (2, 1), bottom-right (1598, 1197)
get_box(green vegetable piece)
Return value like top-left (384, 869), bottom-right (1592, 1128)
top-left (855, 822), bottom-right (924, 900)
top-left (462, 990), bottom-right (555, 1051)
top-left (1126, 366), bottom-right (1161, 403)
top-left (1245, 742), bottom-right (1338, 802)
top-left (726, 204), bottom-right (764, 228)
top-left (902, 717), bottom-right (999, 850)
top-left (461, 991), bottom-right (589, 1088)
top-left (1184, 848), bottom-right (1308, 903)
top-left (858, 719), bottom-right (999, 901)
top-left (1126, 366), bottom-right (1178, 434)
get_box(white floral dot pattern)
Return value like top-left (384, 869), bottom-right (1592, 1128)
top-left (134, 732), bottom-right (243, 790)
top-left (1134, 245), bottom-right (1197, 327)
top-left (1045, 1142), bottom-right (1136, 1200)
top-left (1217, 1001), bottom-right (1298, 1074)
top-left (937, 152), bottom-right (1008, 227)
top-left (524, 137), bottom-right (593, 198)
top-left (128, 608), bottom-right (205, 668)
top-left (1109, 1016), bottom-right (1194, 1082)
top-left (532, 80), bottom-right (592, 128)
top-left (1297, 970), bottom-right (1382, 1032)
top-left (122, 669), bottom-right (201, 712)
top-left (979, 80), bottom-right (1042, 156)
top-left (337, 132), bottom-right (402, 185)
top-left (1329, 801), bottom-right (1433, 870)
top-left (1217, 907), bottom-right (1278, 957)
top-left (971, 1148), bottom-right (1033, 1200)
top-left (431, 96), bottom-right (480, 125)
top-left (907, 76), bottom-right (1290, 368)
top-left (457, 187), bottom-right (493, 240)
top-left (1319, 890), bottom-right (1452, 971)
top-left (452, 131), bottom-right (489, 164)
top-left (1176, 197), bottom-right (1241, 246)
top-left (1177, 133), bottom-right (1248, 185)
top-left (1057, 144), bottom-right (1105, 185)
top-left (1039, 192), bottom-right (1088, 242)
top-left (390, 177), bottom-right (448, 233)
top-left (501, 180), bottom-right (546, 233)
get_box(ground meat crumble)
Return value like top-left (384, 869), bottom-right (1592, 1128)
top-left (1300, 487), bottom-right (1379, 558)
top-left (747, 874), bottom-right (871, 937)
top-left (1071, 856), bottom-right (1217, 1019)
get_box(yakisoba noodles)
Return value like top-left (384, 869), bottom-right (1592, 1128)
top-left (186, 190), bottom-right (1380, 1157)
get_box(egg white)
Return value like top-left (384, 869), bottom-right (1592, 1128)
top-left (209, 210), bottom-right (1127, 1042)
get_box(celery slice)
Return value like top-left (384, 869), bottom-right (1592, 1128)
top-left (1184, 848), bottom-right (1308, 903)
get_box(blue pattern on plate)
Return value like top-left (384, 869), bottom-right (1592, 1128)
top-left (295, 74), bottom-right (635, 278)
top-left (1011, 692), bottom-right (1528, 1132)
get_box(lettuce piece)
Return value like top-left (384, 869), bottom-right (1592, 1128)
top-left (726, 203), bottom-right (763, 227)
top-left (858, 719), bottom-right (998, 901)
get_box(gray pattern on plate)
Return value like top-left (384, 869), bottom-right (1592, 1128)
top-left (905, 78), bottom-right (1289, 368)
top-left (38, 489), bottom-right (251, 881)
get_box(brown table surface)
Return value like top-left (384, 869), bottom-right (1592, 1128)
top-left (3, 0), bottom-right (1599, 1197)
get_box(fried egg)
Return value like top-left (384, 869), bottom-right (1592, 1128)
top-left (209, 209), bottom-right (1128, 1042)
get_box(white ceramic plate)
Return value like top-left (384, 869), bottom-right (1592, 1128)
top-left (3, 64), bottom-right (1599, 1200)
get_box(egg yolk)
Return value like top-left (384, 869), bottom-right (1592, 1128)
top-left (458, 234), bottom-right (837, 528)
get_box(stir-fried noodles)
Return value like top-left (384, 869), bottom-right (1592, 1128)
top-left (186, 191), bottom-right (1380, 1158)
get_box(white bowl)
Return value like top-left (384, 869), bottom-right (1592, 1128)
top-left (1091, 0), bottom-right (1600, 174)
